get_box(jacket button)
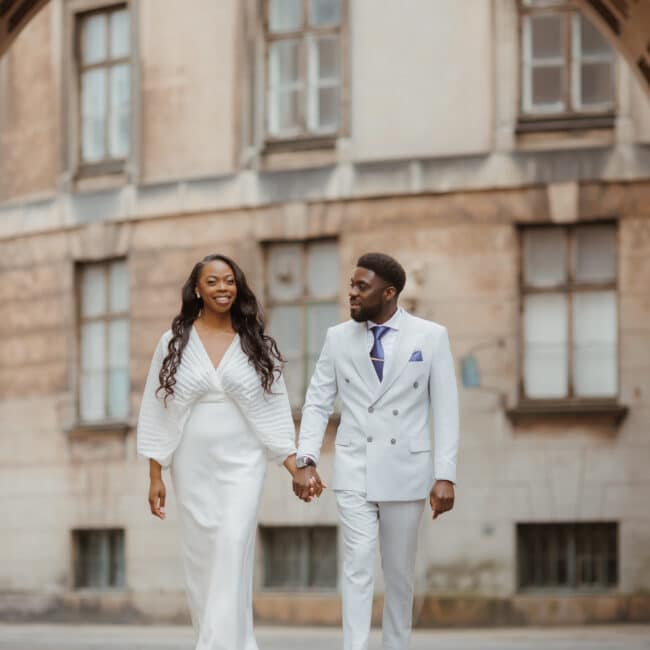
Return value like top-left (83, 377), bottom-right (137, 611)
top-left (390, 438), bottom-right (396, 445)
top-left (368, 406), bottom-right (374, 413)
top-left (367, 436), bottom-right (373, 443)
top-left (345, 378), bottom-right (350, 383)
top-left (392, 409), bottom-right (399, 416)
top-left (413, 381), bottom-right (419, 389)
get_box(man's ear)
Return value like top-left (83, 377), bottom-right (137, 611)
top-left (384, 286), bottom-right (397, 301)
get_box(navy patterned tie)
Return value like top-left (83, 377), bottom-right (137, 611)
top-left (370, 325), bottom-right (390, 381)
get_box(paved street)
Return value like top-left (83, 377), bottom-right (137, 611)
top-left (0, 624), bottom-right (648, 650)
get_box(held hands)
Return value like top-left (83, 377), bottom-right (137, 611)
top-left (292, 466), bottom-right (327, 503)
top-left (429, 479), bottom-right (454, 520)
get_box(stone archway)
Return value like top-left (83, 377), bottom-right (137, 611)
top-left (1, 0), bottom-right (649, 95)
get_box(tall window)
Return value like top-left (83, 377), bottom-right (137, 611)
top-left (521, 224), bottom-right (617, 400)
top-left (260, 526), bottom-right (337, 589)
top-left (265, 0), bottom-right (343, 139)
top-left (266, 241), bottom-right (339, 407)
top-left (78, 260), bottom-right (130, 422)
top-left (77, 6), bottom-right (131, 168)
top-left (73, 529), bottom-right (125, 589)
top-left (518, 523), bottom-right (618, 590)
top-left (520, 1), bottom-right (615, 118)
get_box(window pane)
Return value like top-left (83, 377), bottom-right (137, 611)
top-left (84, 531), bottom-right (110, 588)
top-left (580, 61), bottom-right (614, 107)
top-left (81, 13), bottom-right (107, 65)
top-left (579, 14), bottom-right (611, 57)
top-left (531, 14), bottom-right (564, 60)
top-left (272, 89), bottom-right (301, 133)
top-left (309, 527), bottom-right (337, 588)
top-left (269, 0), bottom-right (301, 32)
top-left (269, 39), bottom-right (302, 135)
top-left (307, 303), bottom-right (337, 357)
top-left (316, 86), bottom-right (339, 130)
top-left (524, 293), bottom-right (568, 398)
top-left (270, 39), bottom-right (300, 84)
top-left (573, 291), bottom-right (617, 397)
top-left (80, 321), bottom-right (106, 420)
top-left (110, 9), bottom-right (130, 58)
top-left (81, 69), bottom-right (107, 163)
top-left (80, 371), bottom-right (105, 421)
top-left (108, 318), bottom-right (130, 419)
top-left (524, 228), bottom-right (567, 288)
top-left (309, 0), bottom-right (340, 26)
top-left (110, 531), bottom-right (126, 587)
top-left (268, 305), bottom-right (304, 406)
top-left (81, 265), bottom-right (107, 317)
top-left (110, 260), bottom-right (129, 312)
top-left (262, 527), bottom-right (307, 588)
top-left (268, 244), bottom-right (303, 301)
top-left (306, 302), bottom-right (338, 384)
top-left (108, 318), bottom-right (129, 369)
top-left (315, 36), bottom-right (339, 81)
top-left (307, 241), bottom-right (338, 298)
top-left (109, 64), bottom-right (131, 159)
top-left (575, 225), bottom-right (616, 283)
top-left (109, 368), bottom-right (129, 419)
top-left (532, 66), bottom-right (564, 109)
top-left (81, 321), bottom-right (106, 371)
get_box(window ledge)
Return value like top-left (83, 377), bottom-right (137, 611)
top-left (516, 113), bottom-right (616, 134)
top-left (506, 400), bottom-right (628, 426)
top-left (263, 134), bottom-right (338, 154)
top-left (66, 419), bottom-right (132, 439)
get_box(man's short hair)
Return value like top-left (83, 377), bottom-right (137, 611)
top-left (357, 252), bottom-right (406, 295)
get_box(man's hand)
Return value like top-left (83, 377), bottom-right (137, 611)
top-left (292, 466), bottom-right (326, 502)
top-left (429, 480), bottom-right (454, 520)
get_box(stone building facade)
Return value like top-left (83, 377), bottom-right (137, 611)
top-left (1, 0), bottom-right (649, 626)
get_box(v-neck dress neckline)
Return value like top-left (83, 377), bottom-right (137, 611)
top-left (191, 325), bottom-right (240, 377)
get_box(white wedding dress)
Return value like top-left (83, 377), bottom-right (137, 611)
top-left (137, 329), bottom-right (297, 650)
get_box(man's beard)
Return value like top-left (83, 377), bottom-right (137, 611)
top-left (350, 303), bottom-right (382, 322)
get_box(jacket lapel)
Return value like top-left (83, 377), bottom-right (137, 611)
top-left (372, 311), bottom-right (416, 403)
top-left (348, 321), bottom-right (380, 393)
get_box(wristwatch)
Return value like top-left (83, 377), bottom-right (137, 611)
top-left (295, 455), bottom-right (316, 469)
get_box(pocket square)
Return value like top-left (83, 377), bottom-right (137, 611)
top-left (409, 350), bottom-right (423, 362)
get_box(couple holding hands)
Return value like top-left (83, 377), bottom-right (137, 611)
top-left (137, 252), bottom-right (459, 650)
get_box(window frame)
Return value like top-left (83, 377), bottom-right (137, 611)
top-left (76, 258), bottom-right (130, 425)
top-left (72, 528), bottom-right (126, 590)
top-left (517, 522), bottom-right (618, 592)
top-left (262, 0), bottom-right (348, 149)
top-left (518, 222), bottom-right (620, 404)
top-left (264, 239), bottom-right (339, 410)
top-left (518, 0), bottom-right (617, 130)
top-left (259, 525), bottom-right (338, 591)
top-left (75, 3), bottom-right (131, 175)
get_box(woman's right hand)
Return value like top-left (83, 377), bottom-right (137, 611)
top-left (148, 477), bottom-right (166, 519)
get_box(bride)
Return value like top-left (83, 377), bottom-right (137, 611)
top-left (137, 253), bottom-right (323, 650)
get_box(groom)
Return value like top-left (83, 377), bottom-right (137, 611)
top-left (293, 252), bottom-right (459, 650)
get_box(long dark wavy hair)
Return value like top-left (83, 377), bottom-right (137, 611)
top-left (156, 254), bottom-right (284, 405)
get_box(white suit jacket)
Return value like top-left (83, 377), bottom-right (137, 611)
top-left (298, 311), bottom-right (459, 501)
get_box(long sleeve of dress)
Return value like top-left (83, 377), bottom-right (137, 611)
top-left (136, 333), bottom-right (178, 468)
top-left (221, 357), bottom-right (297, 465)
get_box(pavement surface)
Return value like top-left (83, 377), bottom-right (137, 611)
top-left (0, 624), bottom-right (648, 650)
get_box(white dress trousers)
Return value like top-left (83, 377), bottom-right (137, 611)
top-left (336, 490), bottom-right (425, 650)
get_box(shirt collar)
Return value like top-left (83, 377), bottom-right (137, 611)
top-left (367, 306), bottom-right (402, 332)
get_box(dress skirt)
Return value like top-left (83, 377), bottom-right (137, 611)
top-left (170, 389), bottom-right (266, 650)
